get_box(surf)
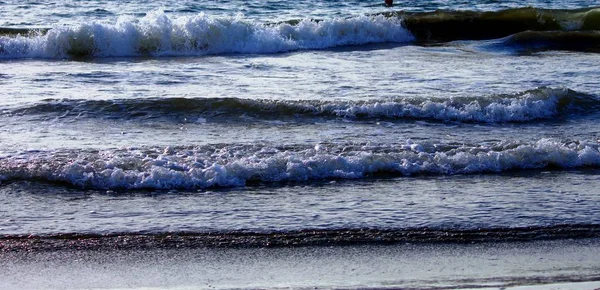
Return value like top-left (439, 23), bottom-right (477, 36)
top-left (0, 11), bottom-right (412, 59)
top-left (1, 138), bottom-right (599, 190)
top-left (3, 7), bottom-right (600, 59)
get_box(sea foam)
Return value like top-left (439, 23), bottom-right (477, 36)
top-left (0, 11), bottom-right (412, 59)
top-left (1, 139), bottom-right (598, 190)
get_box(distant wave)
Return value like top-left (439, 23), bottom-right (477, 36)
top-left (0, 11), bottom-right (412, 59)
top-left (7, 87), bottom-right (599, 123)
top-left (382, 6), bottom-right (600, 42)
top-left (0, 138), bottom-right (599, 189)
top-left (2, 225), bottom-right (600, 251)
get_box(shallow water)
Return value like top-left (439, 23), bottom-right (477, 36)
top-left (0, 0), bottom-right (600, 247)
top-left (2, 170), bottom-right (600, 235)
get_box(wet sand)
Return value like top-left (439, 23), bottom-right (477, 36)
top-left (2, 238), bottom-right (600, 289)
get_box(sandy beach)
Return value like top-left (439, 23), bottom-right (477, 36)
top-left (2, 238), bottom-right (600, 289)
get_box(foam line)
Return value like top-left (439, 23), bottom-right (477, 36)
top-left (1, 139), bottom-right (598, 189)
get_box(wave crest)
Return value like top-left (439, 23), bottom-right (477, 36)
top-left (384, 7), bottom-right (600, 42)
top-left (1, 139), bottom-right (599, 189)
top-left (3, 7), bottom-right (600, 58)
top-left (0, 11), bottom-right (412, 59)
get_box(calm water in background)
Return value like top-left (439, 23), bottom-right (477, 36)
top-left (1, 0), bottom-right (600, 243)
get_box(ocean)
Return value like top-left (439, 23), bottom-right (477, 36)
top-left (1, 0), bottom-right (600, 289)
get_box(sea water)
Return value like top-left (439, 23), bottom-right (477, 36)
top-left (1, 0), bottom-right (600, 282)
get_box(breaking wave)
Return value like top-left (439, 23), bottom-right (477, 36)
top-left (3, 7), bottom-right (600, 59)
top-left (0, 138), bottom-right (599, 190)
top-left (0, 11), bottom-right (412, 59)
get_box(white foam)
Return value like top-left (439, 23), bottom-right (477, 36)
top-left (326, 88), bottom-right (569, 122)
top-left (258, 87), bottom-right (579, 122)
top-left (1, 139), bottom-right (599, 189)
top-left (0, 11), bottom-right (413, 59)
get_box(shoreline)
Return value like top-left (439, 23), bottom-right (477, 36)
top-left (2, 238), bottom-right (600, 289)
top-left (3, 225), bottom-right (600, 252)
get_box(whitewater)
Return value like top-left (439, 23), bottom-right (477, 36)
top-left (0, 12), bottom-right (412, 58)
